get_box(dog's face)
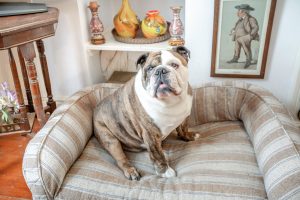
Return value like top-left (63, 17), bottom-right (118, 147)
top-left (136, 46), bottom-right (190, 100)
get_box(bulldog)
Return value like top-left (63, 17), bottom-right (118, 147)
top-left (93, 46), bottom-right (197, 181)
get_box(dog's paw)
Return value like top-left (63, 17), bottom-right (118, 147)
top-left (158, 167), bottom-right (177, 178)
top-left (179, 132), bottom-right (200, 141)
top-left (194, 133), bottom-right (200, 140)
top-left (124, 167), bottom-right (141, 181)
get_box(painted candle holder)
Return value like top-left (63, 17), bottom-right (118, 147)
top-left (169, 6), bottom-right (185, 46)
top-left (88, 1), bottom-right (105, 45)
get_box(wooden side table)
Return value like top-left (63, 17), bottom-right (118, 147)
top-left (0, 7), bottom-right (59, 130)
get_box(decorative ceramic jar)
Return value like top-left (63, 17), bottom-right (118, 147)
top-left (88, 1), bottom-right (105, 45)
top-left (141, 10), bottom-right (167, 39)
top-left (113, 0), bottom-right (139, 38)
top-left (169, 6), bottom-right (185, 46)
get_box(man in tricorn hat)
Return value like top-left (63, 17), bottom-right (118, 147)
top-left (227, 4), bottom-right (259, 68)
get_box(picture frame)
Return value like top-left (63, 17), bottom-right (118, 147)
top-left (211, 0), bottom-right (277, 78)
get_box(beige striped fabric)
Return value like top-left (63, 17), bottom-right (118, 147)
top-left (22, 83), bottom-right (121, 199)
top-left (22, 81), bottom-right (300, 200)
top-left (190, 81), bottom-right (300, 199)
top-left (56, 121), bottom-right (266, 200)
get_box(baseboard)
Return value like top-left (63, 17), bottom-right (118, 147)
top-left (41, 96), bottom-right (67, 107)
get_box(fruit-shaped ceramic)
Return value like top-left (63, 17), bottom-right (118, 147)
top-left (141, 10), bottom-right (167, 39)
top-left (113, 0), bottom-right (139, 38)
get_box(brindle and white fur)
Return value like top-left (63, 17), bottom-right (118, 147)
top-left (93, 47), bottom-right (197, 181)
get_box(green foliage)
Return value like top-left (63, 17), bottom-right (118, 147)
top-left (1, 109), bottom-right (9, 123)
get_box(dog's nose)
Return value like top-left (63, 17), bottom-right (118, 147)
top-left (155, 68), bottom-right (169, 75)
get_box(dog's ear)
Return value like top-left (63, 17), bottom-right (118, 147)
top-left (136, 53), bottom-right (149, 69)
top-left (173, 46), bottom-right (190, 63)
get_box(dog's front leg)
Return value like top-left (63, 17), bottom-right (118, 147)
top-left (94, 122), bottom-right (141, 181)
top-left (177, 118), bottom-right (200, 141)
top-left (143, 132), bottom-right (176, 178)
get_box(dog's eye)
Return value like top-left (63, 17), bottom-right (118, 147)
top-left (170, 63), bottom-right (179, 69)
top-left (147, 66), bottom-right (154, 72)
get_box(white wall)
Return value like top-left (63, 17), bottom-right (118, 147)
top-left (0, 0), bottom-right (300, 116)
top-left (186, 0), bottom-right (300, 115)
top-left (41, 0), bottom-right (95, 99)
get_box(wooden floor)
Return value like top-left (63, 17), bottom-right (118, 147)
top-left (0, 119), bottom-right (42, 200)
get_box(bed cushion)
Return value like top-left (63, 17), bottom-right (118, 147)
top-left (55, 121), bottom-right (267, 200)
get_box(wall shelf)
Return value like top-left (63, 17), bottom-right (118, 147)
top-left (74, 0), bottom-right (185, 83)
top-left (81, 0), bottom-right (185, 52)
top-left (85, 31), bottom-right (173, 52)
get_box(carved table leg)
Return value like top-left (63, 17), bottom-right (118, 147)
top-left (8, 49), bottom-right (30, 131)
top-left (36, 40), bottom-right (56, 113)
top-left (17, 47), bottom-right (34, 113)
top-left (19, 42), bottom-right (46, 127)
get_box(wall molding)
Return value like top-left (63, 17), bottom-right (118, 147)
top-left (41, 96), bottom-right (66, 107)
top-left (290, 46), bottom-right (300, 117)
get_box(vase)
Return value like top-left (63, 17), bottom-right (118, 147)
top-left (169, 6), bottom-right (185, 46)
top-left (113, 0), bottom-right (139, 38)
top-left (88, 1), bottom-right (105, 45)
top-left (141, 10), bottom-right (167, 39)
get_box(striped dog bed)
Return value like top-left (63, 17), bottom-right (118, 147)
top-left (23, 81), bottom-right (300, 200)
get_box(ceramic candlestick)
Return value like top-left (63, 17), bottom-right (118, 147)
top-left (169, 6), bottom-right (185, 46)
top-left (88, 1), bottom-right (105, 45)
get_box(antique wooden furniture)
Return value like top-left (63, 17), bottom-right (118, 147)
top-left (0, 7), bottom-right (59, 132)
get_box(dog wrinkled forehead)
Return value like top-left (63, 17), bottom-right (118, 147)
top-left (136, 51), bottom-right (161, 69)
top-left (136, 46), bottom-right (190, 69)
top-left (147, 51), bottom-right (162, 66)
top-left (161, 50), bottom-right (187, 67)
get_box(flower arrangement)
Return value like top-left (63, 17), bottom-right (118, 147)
top-left (0, 82), bottom-right (19, 124)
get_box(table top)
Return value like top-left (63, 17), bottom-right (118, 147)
top-left (0, 7), bottom-right (59, 49)
top-left (0, 7), bottom-right (59, 36)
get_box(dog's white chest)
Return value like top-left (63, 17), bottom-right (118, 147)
top-left (152, 96), bottom-right (192, 139)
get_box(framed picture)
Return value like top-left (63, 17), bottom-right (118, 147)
top-left (211, 0), bottom-right (277, 78)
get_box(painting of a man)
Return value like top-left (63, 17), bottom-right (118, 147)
top-left (227, 4), bottom-right (259, 68)
top-left (212, 0), bottom-right (275, 78)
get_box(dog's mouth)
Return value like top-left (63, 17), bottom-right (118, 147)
top-left (154, 80), bottom-right (181, 99)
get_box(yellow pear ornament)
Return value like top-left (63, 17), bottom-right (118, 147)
top-left (113, 0), bottom-right (139, 38)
